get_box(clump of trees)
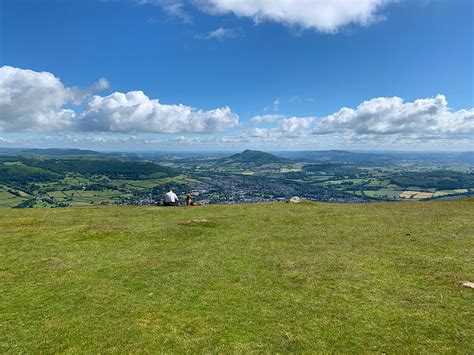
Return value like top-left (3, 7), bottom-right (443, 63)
top-left (390, 170), bottom-right (474, 189)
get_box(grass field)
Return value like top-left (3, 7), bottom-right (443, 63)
top-left (1, 200), bottom-right (473, 352)
top-left (0, 187), bottom-right (26, 208)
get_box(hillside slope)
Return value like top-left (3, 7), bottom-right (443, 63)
top-left (224, 150), bottom-right (290, 166)
top-left (1, 200), bottom-right (473, 352)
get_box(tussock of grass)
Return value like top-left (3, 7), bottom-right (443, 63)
top-left (1, 201), bottom-right (473, 352)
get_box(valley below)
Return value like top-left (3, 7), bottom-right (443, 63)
top-left (0, 148), bottom-right (473, 208)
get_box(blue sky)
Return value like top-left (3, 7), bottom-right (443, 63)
top-left (0, 0), bottom-right (473, 151)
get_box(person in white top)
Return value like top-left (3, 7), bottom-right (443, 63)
top-left (164, 188), bottom-right (179, 206)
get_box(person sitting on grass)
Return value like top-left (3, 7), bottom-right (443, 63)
top-left (163, 188), bottom-right (179, 206)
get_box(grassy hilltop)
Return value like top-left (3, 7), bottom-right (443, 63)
top-left (1, 200), bottom-right (473, 352)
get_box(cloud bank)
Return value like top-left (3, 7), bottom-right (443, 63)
top-left (197, 0), bottom-right (394, 33)
top-left (314, 95), bottom-right (474, 138)
top-left (247, 95), bottom-right (474, 144)
top-left (1, 66), bottom-right (472, 148)
top-left (0, 66), bottom-right (239, 133)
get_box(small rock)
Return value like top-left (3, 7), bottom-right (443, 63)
top-left (459, 281), bottom-right (474, 289)
top-left (288, 196), bottom-right (302, 204)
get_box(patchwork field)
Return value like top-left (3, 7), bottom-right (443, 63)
top-left (1, 200), bottom-right (473, 352)
top-left (0, 187), bottom-right (27, 208)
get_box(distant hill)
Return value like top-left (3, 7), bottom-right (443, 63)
top-left (224, 150), bottom-right (290, 166)
top-left (22, 158), bottom-right (177, 179)
top-left (276, 150), bottom-right (474, 165)
top-left (0, 148), bottom-right (26, 155)
top-left (0, 162), bottom-right (61, 185)
top-left (14, 148), bottom-right (103, 157)
top-left (457, 152), bottom-right (474, 165)
top-left (275, 150), bottom-right (393, 164)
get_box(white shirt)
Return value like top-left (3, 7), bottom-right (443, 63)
top-left (164, 191), bottom-right (179, 203)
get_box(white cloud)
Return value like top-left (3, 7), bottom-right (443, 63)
top-left (278, 116), bottom-right (315, 136)
top-left (0, 66), bottom-right (239, 134)
top-left (250, 114), bottom-right (285, 124)
top-left (0, 66), bottom-right (77, 131)
top-left (68, 77), bottom-right (110, 105)
top-left (314, 95), bottom-right (474, 138)
top-left (0, 66), bottom-right (111, 132)
top-left (249, 95), bottom-right (474, 146)
top-left (245, 115), bottom-right (315, 140)
top-left (2, 65), bottom-right (472, 149)
top-left (199, 26), bottom-right (242, 40)
top-left (79, 90), bottom-right (239, 133)
top-left (197, 0), bottom-right (394, 33)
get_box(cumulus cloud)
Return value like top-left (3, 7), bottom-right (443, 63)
top-left (68, 77), bottom-right (110, 105)
top-left (249, 96), bottom-right (474, 145)
top-left (197, 0), bottom-right (394, 33)
top-left (0, 66), bottom-right (78, 131)
top-left (2, 65), bottom-right (472, 148)
top-left (0, 66), bottom-right (239, 134)
top-left (314, 95), bottom-right (474, 138)
top-left (79, 90), bottom-right (239, 133)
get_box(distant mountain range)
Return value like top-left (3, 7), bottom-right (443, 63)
top-left (0, 148), bottom-right (103, 157)
top-left (275, 150), bottom-right (474, 165)
top-left (1, 147), bottom-right (472, 165)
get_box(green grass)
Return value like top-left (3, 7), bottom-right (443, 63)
top-left (42, 189), bottom-right (131, 207)
top-left (47, 190), bottom-right (70, 199)
top-left (0, 188), bottom-right (26, 208)
top-left (0, 190), bottom-right (14, 200)
top-left (363, 189), bottom-right (402, 198)
top-left (1, 200), bottom-right (473, 352)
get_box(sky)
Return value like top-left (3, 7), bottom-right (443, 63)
top-left (0, 0), bottom-right (473, 151)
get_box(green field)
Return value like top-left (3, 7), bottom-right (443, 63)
top-left (1, 200), bottom-right (473, 352)
top-left (0, 187), bottom-right (27, 208)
